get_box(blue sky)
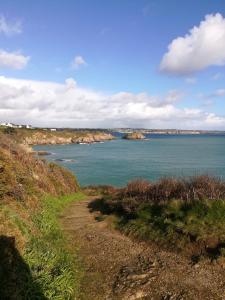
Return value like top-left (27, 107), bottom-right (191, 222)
top-left (0, 0), bottom-right (225, 129)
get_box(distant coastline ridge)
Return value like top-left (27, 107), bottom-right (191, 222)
top-left (116, 128), bottom-right (225, 135)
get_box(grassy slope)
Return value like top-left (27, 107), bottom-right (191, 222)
top-left (116, 199), bottom-right (225, 255)
top-left (100, 177), bottom-right (225, 259)
top-left (0, 132), bottom-right (85, 299)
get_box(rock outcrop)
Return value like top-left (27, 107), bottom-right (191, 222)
top-left (123, 132), bottom-right (145, 140)
top-left (74, 133), bottom-right (114, 144)
top-left (24, 134), bottom-right (72, 145)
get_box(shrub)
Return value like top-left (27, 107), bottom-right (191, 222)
top-left (83, 185), bottom-right (117, 196)
top-left (107, 176), bottom-right (225, 216)
top-left (101, 176), bottom-right (225, 258)
top-left (125, 179), bottom-right (150, 198)
top-left (3, 127), bottom-right (16, 135)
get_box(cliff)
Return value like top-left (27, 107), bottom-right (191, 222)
top-left (3, 128), bottom-right (115, 145)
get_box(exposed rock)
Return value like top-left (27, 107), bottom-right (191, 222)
top-left (36, 151), bottom-right (52, 156)
top-left (23, 134), bottom-right (72, 145)
top-left (123, 132), bottom-right (145, 140)
top-left (55, 159), bottom-right (76, 162)
top-left (74, 133), bottom-right (114, 144)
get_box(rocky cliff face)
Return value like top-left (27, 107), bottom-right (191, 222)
top-left (24, 134), bottom-right (72, 145)
top-left (123, 132), bottom-right (145, 140)
top-left (22, 131), bottom-right (114, 145)
top-left (74, 133), bottom-right (114, 144)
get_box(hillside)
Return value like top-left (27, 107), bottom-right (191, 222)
top-left (0, 132), bottom-right (83, 299)
top-left (0, 127), bottom-right (115, 145)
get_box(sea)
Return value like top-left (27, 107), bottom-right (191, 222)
top-left (34, 134), bottom-right (225, 187)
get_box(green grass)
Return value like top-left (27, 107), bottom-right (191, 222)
top-left (0, 132), bottom-right (83, 298)
top-left (23, 192), bottom-right (86, 300)
top-left (115, 199), bottom-right (225, 257)
top-left (1, 193), bottom-right (86, 300)
top-left (98, 176), bottom-right (225, 258)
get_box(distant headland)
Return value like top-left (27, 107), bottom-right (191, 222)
top-left (114, 128), bottom-right (225, 135)
top-left (1, 122), bottom-right (225, 140)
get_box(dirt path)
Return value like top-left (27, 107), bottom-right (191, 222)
top-left (61, 198), bottom-right (225, 300)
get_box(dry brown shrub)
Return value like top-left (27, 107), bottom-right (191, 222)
top-left (108, 175), bottom-right (225, 215)
top-left (125, 179), bottom-right (150, 198)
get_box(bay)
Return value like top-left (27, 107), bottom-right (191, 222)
top-left (34, 134), bottom-right (225, 187)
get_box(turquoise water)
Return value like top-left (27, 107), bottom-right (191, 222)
top-left (34, 135), bottom-right (225, 187)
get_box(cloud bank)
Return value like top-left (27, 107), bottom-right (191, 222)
top-left (160, 13), bottom-right (225, 75)
top-left (0, 76), bottom-right (224, 129)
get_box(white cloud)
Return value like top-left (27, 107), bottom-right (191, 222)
top-left (71, 55), bottom-right (87, 69)
top-left (0, 15), bottom-right (22, 36)
top-left (160, 13), bottom-right (225, 75)
top-left (0, 50), bottom-right (30, 69)
top-left (0, 76), bottom-right (224, 130)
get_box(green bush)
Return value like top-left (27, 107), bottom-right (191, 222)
top-left (3, 127), bottom-right (16, 135)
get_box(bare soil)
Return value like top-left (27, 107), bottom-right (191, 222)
top-left (61, 198), bottom-right (225, 300)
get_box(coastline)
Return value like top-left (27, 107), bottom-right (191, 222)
top-left (1, 130), bottom-right (225, 299)
top-left (21, 130), bottom-right (115, 145)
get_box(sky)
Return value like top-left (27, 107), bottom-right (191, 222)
top-left (0, 0), bottom-right (225, 129)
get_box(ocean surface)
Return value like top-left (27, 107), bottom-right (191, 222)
top-left (34, 134), bottom-right (225, 187)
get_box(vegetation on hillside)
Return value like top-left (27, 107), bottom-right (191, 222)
top-left (0, 126), bottom-right (114, 145)
top-left (0, 132), bottom-right (84, 299)
top-left (95, 176), bottom-right (225, 260)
